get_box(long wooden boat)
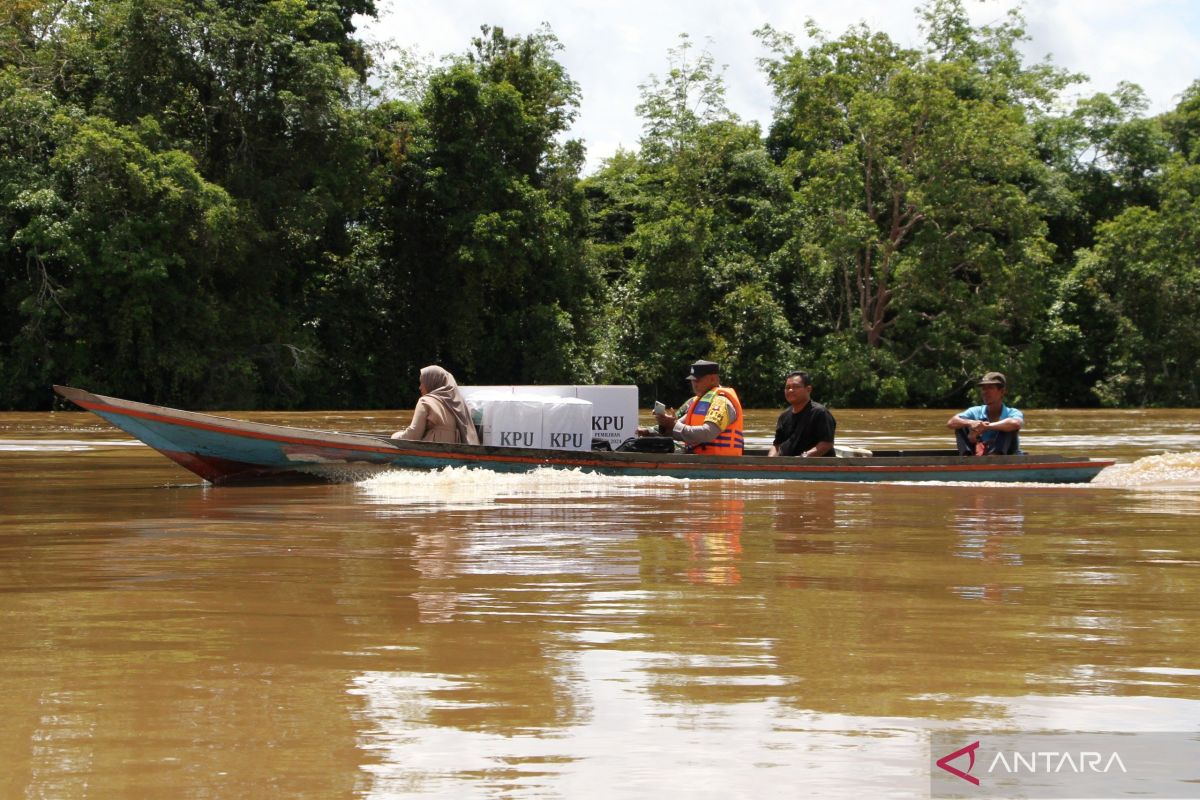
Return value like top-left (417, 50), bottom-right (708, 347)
top-left (54, 385), bottom-right (1114, 485)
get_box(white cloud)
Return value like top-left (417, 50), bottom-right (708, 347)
top-left (358, 0), bottom-right (1200, 173)
top-left (1020, 0), bottom-right (1200, 111)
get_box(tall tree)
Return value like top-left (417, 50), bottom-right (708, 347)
top-left (328, 24), bottom-right (599, 407)
top-left (1047, 157), bottom-right (1200, 406)
top-left (758, 0), bottom-right (1071, 404)
top-left (1, 0), bottom-right (378, 407)
top-left (1162, 79), bottom-right (1200, 163)
top-left (0, 75), bottom-right (244, 406)
top-left (586, 36), bottom-right (796, 404)
top-left (1036, 82), bottom-right (1170, 267)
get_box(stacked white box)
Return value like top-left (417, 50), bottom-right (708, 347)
top-left (461, 385), bottom-right (638, 449)
top-left (478, 396), bottom-right (546, 449)
top-left (574, 386), bottom-right (637, 448)
top-left (538, 397), bottom-right (592, 450)
top-left (461, 387), bottom-right (509, 440)
top-left (505, 385), bottom-right (575, 399)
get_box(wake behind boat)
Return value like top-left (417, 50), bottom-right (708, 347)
top-left (53, 386), bottom-right (1114, 485)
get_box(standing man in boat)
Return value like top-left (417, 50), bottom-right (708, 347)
top-left (947, 371), bottom-right (1024, 455)
top-left (652, 360), bottom-right (745, 456)
top-left (768, 371), bottom-right (837, 457)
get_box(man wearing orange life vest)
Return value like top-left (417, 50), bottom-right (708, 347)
top-left (652, 360), bottom-right (745, 456)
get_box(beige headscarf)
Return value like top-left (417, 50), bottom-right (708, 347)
top-left (419, 365), bottom-right (480, 445)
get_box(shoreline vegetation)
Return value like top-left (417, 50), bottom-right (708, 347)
top-left (2, 0), bottom-right (1198, 412)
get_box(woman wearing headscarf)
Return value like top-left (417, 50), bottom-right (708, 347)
top-left (391, 365), bottom-right (481, 445)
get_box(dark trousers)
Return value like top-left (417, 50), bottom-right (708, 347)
top-left (956, 427), bottom-right (1020, 456)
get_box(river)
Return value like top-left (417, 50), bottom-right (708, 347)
top-left (2, 407), bottom-right (1199, 798)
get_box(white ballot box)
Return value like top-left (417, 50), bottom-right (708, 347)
top-left (477, 395), bottom-right (546, 448)
top-left (538, 397), bottom-right (592, 450)
top-left (461, 385), bottom-right (638, 450)
top-left (575, 385), bottom-right (637, 448)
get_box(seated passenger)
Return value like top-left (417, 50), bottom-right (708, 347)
top-left (392, 365), bottom-right (480, 445)
top-left (647, 360), bottom-right (745, 456)
top-left (947, 372), bottom-right (1023, 455)
top-left (768, 371), bottom-right (836, 457)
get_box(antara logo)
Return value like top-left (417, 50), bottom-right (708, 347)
top-left (937, 741), bottom-right (981, 786)
top-left (990, 750), bottom-right (1127, 774)
top-left (936, 740), bottom-right (1129, 786)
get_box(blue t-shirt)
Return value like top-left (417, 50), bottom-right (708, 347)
top-left (957, 404), bottom-right (1024, 450)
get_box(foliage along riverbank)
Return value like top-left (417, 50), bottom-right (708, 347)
top-left (2, 0), bottom-right (1198, 411)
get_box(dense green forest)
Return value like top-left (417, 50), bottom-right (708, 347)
top-left (3, 0), bottom-right (1198, 410)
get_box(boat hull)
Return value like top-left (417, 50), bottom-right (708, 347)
top-left (54, 386), bottom-right (1115, 485)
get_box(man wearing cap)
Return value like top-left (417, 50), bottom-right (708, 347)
top-left (947, 372), bottom-right (1024, 455)
top-left (651, 360), bottom-right (745, 456)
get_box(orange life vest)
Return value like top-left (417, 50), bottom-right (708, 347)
top-left (683, 386), bottom-right (745, 456)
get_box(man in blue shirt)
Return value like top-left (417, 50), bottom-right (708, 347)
top-left (947, 372), bottom-right (1024, 455)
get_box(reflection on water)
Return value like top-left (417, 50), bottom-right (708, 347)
top-left (349, 649), bottom-right (928, 799)
top-left (950, 492), bottom-right (1026, 604)
top-left (2, 408), bottom-right (1200, 798)
top-left (680, 498), bottom-right (744, 586)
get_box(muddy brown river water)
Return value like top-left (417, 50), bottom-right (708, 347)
top-left (2, 406), bottom-right (1199, 798)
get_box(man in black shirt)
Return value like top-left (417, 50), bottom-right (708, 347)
top-left (768, 371), bottom-right (836, 457)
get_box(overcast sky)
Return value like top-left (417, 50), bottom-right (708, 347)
top-left (357, 0), bottom-right (1200, 174)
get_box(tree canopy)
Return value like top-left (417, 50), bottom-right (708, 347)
top-left (2, 0), bottom-right (1197, 410)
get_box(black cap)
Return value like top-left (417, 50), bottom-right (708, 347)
top-left (685, 360), bottom-right (720, 381)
